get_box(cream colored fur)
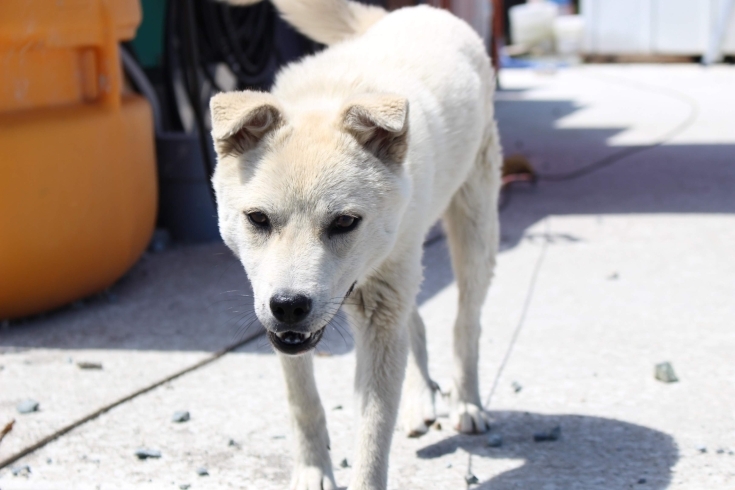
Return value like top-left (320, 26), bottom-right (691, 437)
top-left (210, 2), bottom-right (502, 489)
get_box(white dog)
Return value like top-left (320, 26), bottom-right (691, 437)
top-left (210, 1), bottom-right (501, 488)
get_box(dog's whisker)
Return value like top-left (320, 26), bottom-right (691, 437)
top-left (329, 321), bottom-right (349, 347)
top-left (226, 313), bottom-right (260, 342)
top-left (229, 314), bottom-right (262, 344)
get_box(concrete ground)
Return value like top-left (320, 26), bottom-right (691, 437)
top-left (2, 64), bottom-right (735, 489)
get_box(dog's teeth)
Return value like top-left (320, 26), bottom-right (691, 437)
top-left (303, 332), bottom-right (312, 339)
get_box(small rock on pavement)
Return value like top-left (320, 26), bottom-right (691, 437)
top-left (11, 465), bottom-right (31, 477)
top-left (464, 472), bottom-right (479, 485)
top-left (638, 478), bottom-right (647, 484)
top-left (196, 467), bottom-right (209, 476)
top-left (135, 448), bottom-right (162, 460)
top-left (77, 361), bottom-right (103, 370)
top-left (340, 458), bottom-right (350, 468)
top-left (179, 485), bottom-right (191, 489)
top-left (103, 289), bottom-right (118, 303)
top-left (17, 399), bottom-right (39, 414)
top-left (534, 425), bottom-right (561, 442)
top-left (487, 433), bottom-right (503, 448)
top-left (697, 445), bottom-right (707, 453)
top-left (149, 229), bottom-right (171, 253)
top-left (655, 362), bottom-right (678, 383)
top-left (228, 438), bottom-right (240, 448)
top-left (172, 411), bottom-right (191, 423)
top-left (511, 381), bottom-right (523, 393)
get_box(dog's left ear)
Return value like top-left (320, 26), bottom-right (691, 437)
top-left (210, 91), bottom-right (283, 157)
top-left (341, 94), bottom-right (409, 164)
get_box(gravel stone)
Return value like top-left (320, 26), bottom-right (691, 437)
top-left (172, 411), bottom-right (190, 423)
top-left (487, 433), bottom-right (503, 447)
top-left (135, 448), bottom-right (162, 460)
top-left (179, 485), bottom-right (191, 489)
top-left (228, 438), bottom-right (240, 447)
top-left (196, 467), bottom-right (209, 476)
top-left (76, 361), bottom-right (103, 370)
top-left (511, 381), bottom-right (523, 393)
top-left (533, 425), bottom-right (561, 442)
top-left (655, 362), bottom-right (678, 383)
top-left (11, 465), bottom-right (31, 477)
top-left (149, 229), bottom-right (171, 253)
top-left (340, 458), bottom-right (350, 468)
top-left (17, 399), bottom-right (39, 414)
top-left (464, 472), bottom-right (479, 485)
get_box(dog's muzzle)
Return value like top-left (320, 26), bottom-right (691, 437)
top-left (267, 326), bottom-right (326, 355)
top-left (266, 282), bottom-right (356, 355)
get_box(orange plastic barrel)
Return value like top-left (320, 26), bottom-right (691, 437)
top-left (0, 0), bottom-right (157, 319)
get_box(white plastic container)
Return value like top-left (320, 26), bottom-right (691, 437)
top-left (553, 15), bottom-right (585, 54)
top-left (509, 1), bottom-right (559, 47)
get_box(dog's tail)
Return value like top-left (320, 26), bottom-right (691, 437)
top-left (224, 0), bottom-right (386, 45)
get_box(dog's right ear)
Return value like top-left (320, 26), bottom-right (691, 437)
top-left (210, 91), bottom-right (283, 157)
top-left (341, 94), bottom-right (409, 165)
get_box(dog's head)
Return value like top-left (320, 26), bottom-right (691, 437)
top-left (210, 90), bottom-right (410, 355)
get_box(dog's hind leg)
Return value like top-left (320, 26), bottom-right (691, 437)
top-left (400, 306), bottom-right (438, 437)
top-left (442, 119), bottom-right (502, 434)
top-left (279, 353), bottom-right (336, 490)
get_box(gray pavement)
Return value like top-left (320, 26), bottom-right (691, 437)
top-left (1, 64), bottom-right (734, 489)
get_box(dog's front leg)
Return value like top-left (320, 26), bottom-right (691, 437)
top-left (347, 276), bottom-right (412, 490)
top-left (279, 352), bottom-right (336, 490)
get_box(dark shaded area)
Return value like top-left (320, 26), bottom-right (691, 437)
top-left (416, 94), bottom-right (735, 307)
top-left (0, 244), bottom-right (257, 352)
top-left (2, 89), bottom-right (733, 353)
top-left (417, 411), bottom-right (679, 489)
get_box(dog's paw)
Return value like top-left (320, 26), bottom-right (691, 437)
top-left (290, 465), bottom-right (336, 490)
top-left (450, 401), bottom-right (490, 434)
top-left (401, 380), bottom-right (438, 437)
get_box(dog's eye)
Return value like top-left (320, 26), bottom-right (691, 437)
top-left (330, 215), bottom-right (360, 235)
top-left (247, 211), bottom-right (270, 228)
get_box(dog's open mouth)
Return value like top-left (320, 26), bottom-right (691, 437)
top-left (267, 326), bottom-right (326, 355)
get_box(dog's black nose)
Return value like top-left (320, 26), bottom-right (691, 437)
top-left (270, 293), bottom-right (312, 324)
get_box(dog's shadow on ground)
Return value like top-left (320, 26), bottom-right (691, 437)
top-left (416, 410), bottom-right (678, 489)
